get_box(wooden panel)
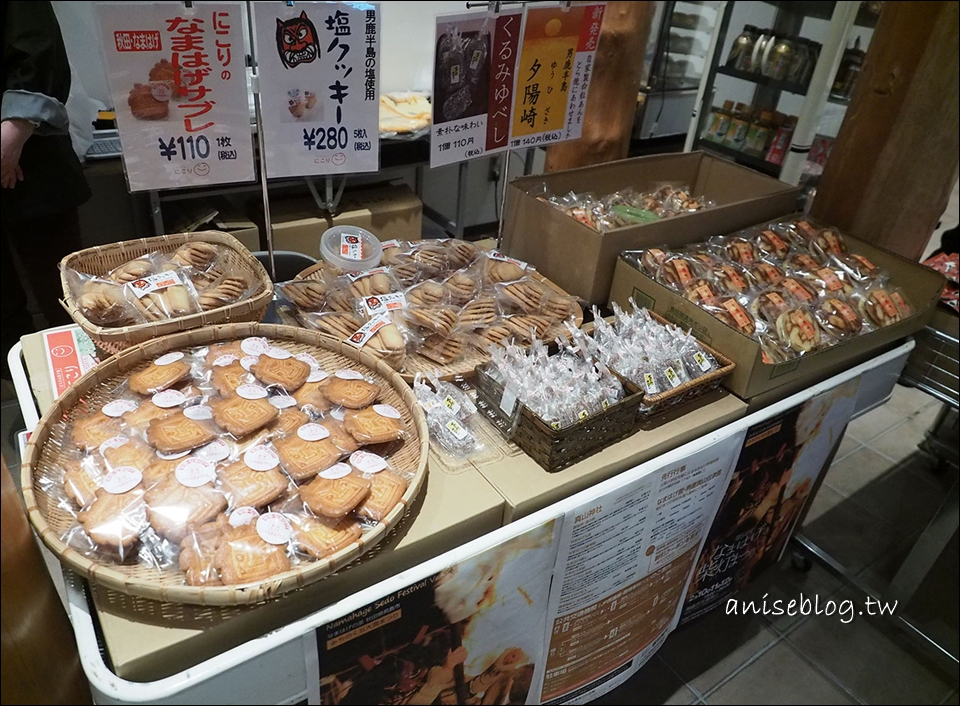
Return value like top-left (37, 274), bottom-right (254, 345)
top-left (811, 1), bottom-right (960, 260)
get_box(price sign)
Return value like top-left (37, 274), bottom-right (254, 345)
top-left (509, 4), bottom-right (605, 148)
top-left (253, 2), bottom-right (381, 177)
top-left (430, 8), bottom-right (522, 168)
top-left (96, 2), bottom-right (256, 192)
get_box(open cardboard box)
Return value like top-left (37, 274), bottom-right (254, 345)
top-left (500, 152), bottom-right (801, 305)
top-left (609, 214), bottom-right (947, 400)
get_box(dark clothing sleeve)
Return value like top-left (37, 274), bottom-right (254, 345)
top-left (2, 1), bottom-right (91, 221)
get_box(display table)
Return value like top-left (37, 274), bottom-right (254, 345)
top-left (9, 326), bottom-right (916, 704)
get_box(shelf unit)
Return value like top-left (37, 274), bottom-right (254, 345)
top-left (684, 1), bottom-right (875, 185)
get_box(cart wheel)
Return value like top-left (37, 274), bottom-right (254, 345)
top-left (791, 551), bottom-right (812, 573)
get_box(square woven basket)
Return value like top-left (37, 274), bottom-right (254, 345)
top-left (60, 230), bottom-right (274, 356)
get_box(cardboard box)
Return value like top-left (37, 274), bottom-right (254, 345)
top-left (261, 183), bottom-right (423, 258)
top-left (211, 203), bottom-right (261, 252)
top-left (472, 388), bottom-right (747, 523)
top-left (21, 326), bottom-right (100, 413)
top-left (93, 450), bottom-right (505, 681)
top-left (609, 218), bottom-right (947, 400)
top-left (500, 152), bottom-right (801, 305)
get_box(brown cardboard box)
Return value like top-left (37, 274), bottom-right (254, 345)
top-left (472, 389), bottom-right (747, 523)
top-left (500, 152), bottom-right (801, 306)
top-left (609, 218), bottom-right (947, 400)
top-left (262, 183), bottom-right (423, 258)
top-left (93, 449), bottom-right (505, 681)
top-left (212, 204), bottom-right (261, 252)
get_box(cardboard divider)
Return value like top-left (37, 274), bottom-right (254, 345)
top-left (501, 152), bottom-right (801, 305)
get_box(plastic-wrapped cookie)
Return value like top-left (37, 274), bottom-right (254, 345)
top-left (749, 290), bottom-right (791, 325)
top-left (748, 261), bottom-right (786, 288)
top-left (756, 229), bottom-right (791, 260)
top-left (785, 251), bottom-right (824, 273)
top-left (710, 297), bottom-right (756, 337)
top-left (780, 277), bottom-right (820, 306)
top-left (682, 279), bottom-right (721, 305)
top-left (640, 247), bottom-right (670, 276)
top-left (725, 237), bottom-right (762, 266)
top-left (657, 256), bottom-right (703, 290)
top-left (813, 228), bottom-right (847, 259)
top-left (858, 288), bottom-right (906, 327)
top-left (687, 249), bottom-right (724, 270)
top-left (790, 220), bottom-right (822, 243)
top-left (817, 297), bottom-right (863, 337)
top-left (833, 252), bottom-right (882, 282)
top-left (713, 264), bottom-right (752, 295)
top-left (776, 308), bottom-right (822, 353)
top-left (758, 333), bottom-right (795, 364)
top-left (799, 266), bottom-right (855, 297)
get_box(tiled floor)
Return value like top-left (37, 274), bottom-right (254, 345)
top-left (591, 383), bottom-right (959, 705)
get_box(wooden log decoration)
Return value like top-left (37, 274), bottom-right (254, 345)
top-left (811, 1), bottom-right (960, 261)
top-left (544, 1), bottom-right (654, 173)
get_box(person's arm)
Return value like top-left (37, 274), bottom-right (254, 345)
top-left (2, 0), bottom-right (72, 134)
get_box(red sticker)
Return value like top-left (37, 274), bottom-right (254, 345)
top-left (784, 278), bottom-right (813, 301)
top-left (817, 268), bottom-right (843, 291)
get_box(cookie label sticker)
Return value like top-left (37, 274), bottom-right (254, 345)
top-left (257, 512), bottom-right (293, 545)
top-left (834, 300), bottom-right (859, 324)
top-left (175, 458), bottom-right (216, 487)
top-left (237, 384), bottom-right (269, 400)
top-left (229, 506), bottom-right (259, 527)
top-left (183, 404), bottom-right (213, 421)
top-left (298, 423), bottom-right (330, 441)
top-left (157, 449), bottom-right (191, 460)
top-left (102, 400), bottom-right (138, 418)
top-left (155, 351), bottom-right (185, 366)
top-left (767, 292), bottom-right (788, 310)
top-left (344, 315), bottom-right (391, 349)
top-left (295, 353), bottom-right (319, 367)
top-left (664, 366), bottom-right (682, 389)
top-left (269, 395), bottom-right (298, 409)
top-left (99, 436), bottom-right (129, 455)
top-left (722, 299), bottom-right (752, 328)
top-left (763, 230), bottom-right (787, 252)
top-left (265, 346), bottom-right (292, 360)
top-left (330, 407), bottom-right (345, 421)
top-left (674, 260), bottom-right (693, 285)
top-left (306, 367), bottom-right (330, 384)
top-left (445, 418), bottom-right (469, 440)
top-left (244, 445), bottom-right (279, 471)
top-left (695, 284), bottom-right (714, 301)
top-left (380, 239), bottom-right (400, 250)
top-left (152, 389), bottom-right (186, 408)
top-left (783, 279), bottom-right (813, 302)
top-left (319, 462), bottom-right (352, 479)
top-left (373, 404), bottom-right (401, 419)
top-left (335, 369), bottom-right (364, 380)
top-left (734, 242), bottom-right (755, 264)
top-left (693, 351), bottom-right (711, 372)
top-left (340, 233), bottom-right (365, 260)
top-left (213, 354), bottom-right (239, 367)
top-left (362, 292), bottom-right (407, 317)
top-left (240, 355), bottom-right (260, 371)
top-left (195, 439), bottom-right (231, 463)
top-left (346, 266), bottom-right (390, 283)
top-left (818, 268), bottom-right (843, 291)
top-left (488, 250), bottom-right (528, 269)
top-left (102, 466), bottom-right (142, 494)
top-left (128, 271), bottom-right (184, 298)
top-left (350, 450), bottom-right (387, 474)
top-left (875, 291), bottom-right (899, 318)
top-left (796, 255), bottom-right (820, 271)
top-left (757, 263), bottom-right (783, 285)
top-left (851, 254), bottom-right (876, 271)
top-left (442, 395), bottom-right (461, 415)
top-left (891, 291), bottom-right (910, 314)
top-left (241, 337), bottom-right (270, 356)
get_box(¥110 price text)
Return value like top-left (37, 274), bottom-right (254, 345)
top-left (157, 135), bottom-right (211, 161)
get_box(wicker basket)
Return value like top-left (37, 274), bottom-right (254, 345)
top-left (473, 366), bottom-right (644, 473)
top-left (60, 231), bottom-right (274, 356)
top-left (293, 261), bottom-right (583, 383)
top-left (20, 323), bottom-right (429, 606)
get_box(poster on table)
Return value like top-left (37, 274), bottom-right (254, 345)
top-left (509, 4), bottom-right (606, 150)
top-left (252, 1), bottom-right (380, 178)
top-left (317, 520), bottom-right (559, 705)
top-left (96, 1), bottom-right (255, 192)
top-left (534, 435), bottom-right (744, 705)
top-left (679, 378), bottom-right (861, 625)
top-left (429, 8), bottom-right (522, 168)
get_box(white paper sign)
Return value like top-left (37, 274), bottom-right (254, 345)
top-left (96, 2), bottom-right (256, 192)
top-left (253, 2), bottom-right (381, 177)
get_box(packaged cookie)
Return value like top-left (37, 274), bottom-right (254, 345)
top-left (785, 218), bottom-right (822, 244)
top-left (717, 235), bottom-right (762, 266)
top-left (418, 333), bottom-right (467, 366)
top-left (856, 287), bottom-right (912, 327)
top-left (354, 471), bottom-right (408, 523)
top-left (481, 251), bottom-right (531, 285)
top-left (784, 250), bottom-right (826, 274)
top-left (128, 352), bottom-right (193, 395)
top-left (684, 248), bottom-right (725, 270)
top-left (436, 238), bottom-right (480, 271)
top-left (299, 465), bottom-right (371, 519)
top-left (342, 313), bottom-right (410, 371)
top-left (832, 252), bottom-right (884, 283)
top-left (705, 297), bottom-right (757, 337)
top-left (713, 263), bottom-right (753, 296)
top-left (797, 265), bottom-right (856, 298)
top-left (324, 370), bottom-right (382, 408)
top-left (816, 297), bottom-right (865, 339)
top-left (622, 247), bottom-right (671, 278)
top-left (144, 465), bottom-right (227, 543)
top-left (776, 307), bottom-right (824, 354)
top-left (290, 513), bottom-right (363, 559)
top-left (682, 278), bottom-right (722, 305)
top-left (345, 267), bottom-right (401, 301)
top-left (755, 228), bottom-right (792, 261)
top-left (749, 290), bottom-right (792, 325)
top-left (811, 227), bottom-right (847, 260)
top-left (343, 404), bottom-right (406, 445)
top-left (74, 467), bottom-right (149, 557)
top-left (747, 260), bottom-right (786, 288)
top-left (780, 276), bottom-right (821, 307)
top-left (657, 255), bottom-right (705, 291)
top-left (214, 515), bottom-right (292, 585)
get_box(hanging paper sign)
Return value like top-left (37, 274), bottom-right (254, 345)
top-left (96, 2), bottom-right (255, 192)
top-left (430, 8), bottom-right (522, 168)
top-left (509, 4), bottom-right (606, 148)
top-left (253, 2), bottom-right (380, 177)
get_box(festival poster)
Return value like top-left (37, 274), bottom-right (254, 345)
top-left (318, 520), bottom-right (558, 705)
top-left (508, 4), bottom-right (605, 149)
top-left (430, 9), bottom-right (522, 168)
top-left (252, 1), bottom-right (380, 177)
top-left (96, 1), bottom-right (256, 191)
top-left (680, 378), bottom-right (861, 625)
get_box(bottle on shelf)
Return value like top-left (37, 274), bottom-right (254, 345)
top-left (765, 114), bottom-right (797, 166)
top-left (702, 99), bottom-right (735, 142)
top-left (726, 24), bottom-right (759, 71)
top-left (722, 102), bottom-right (753, 150)
top-left (743, 110), bottom-right (775, 157)
top-left (765, 35), bottom-right (796, 81)
top-left (831, 36), bottom-right (865, 101)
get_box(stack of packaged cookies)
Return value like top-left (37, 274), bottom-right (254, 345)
top-left (65, 241), bottom-right (260, 327)
top-left (535, 183), bottom-right (715, 231)
top-left (55, 336), bottom-right (416, 588)
top-left (278, 240), bottom-right (581, 373)
top-left (624, 217), bottom-right (915, 363)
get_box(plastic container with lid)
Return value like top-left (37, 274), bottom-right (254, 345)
top-left (320, 225), bottom-right (383, 272)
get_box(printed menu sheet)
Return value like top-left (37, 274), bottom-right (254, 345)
top-left (253, 1), bottom-right (380, 177)
top-left (536, 435), bottom-right (744, 704)
top-left (96, 1), bottom-right (255, 191)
